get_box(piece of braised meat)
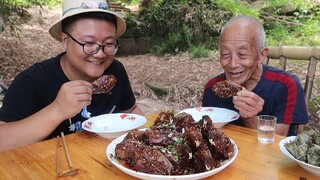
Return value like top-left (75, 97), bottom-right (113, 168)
top-left (115, 139), bottom-right (142, 164)
top-left (173, 142), bottom-right (195, 174)
top-left (211, 80), bottom-right (243, 99)
top-left (124, 130), bottom-right (144, 141)
top-left (174, 112), bottom-right (195, 133)
top-left (193, 143), bottom-right (219, 172)
top-left (144, 126), bottom-right (181, 146)
top-left (198, 115), bottom-right (234, 159)
top-left (92, 74), bottom-right (117, 94)
top-left (115, 130), bottom-right (145, 163)
top-left (181, 119), bottom-right (219, 172)
top-left (155, 137), bottom-right (194, 175)
top-left (184, 124), bottom-right (205, 149)
top-left (131, 145), bottom-right (174, 175)
top-left (116, 135), bottom-right (175, 175)
top-left (153, 110), bottom-right (175, 126)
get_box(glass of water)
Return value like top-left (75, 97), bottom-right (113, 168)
top-left (257, 115), bottom-right (277, 143)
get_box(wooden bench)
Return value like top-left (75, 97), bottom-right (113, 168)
top-left (266, 46), bottom-right (320, 133)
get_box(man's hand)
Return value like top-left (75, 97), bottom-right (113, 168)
top-left (233, 90), bottom-right (264, 119)
top-left (52, 80), bottom-right (93, 120)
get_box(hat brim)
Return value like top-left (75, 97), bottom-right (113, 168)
top-left (49, 9), bottom-right (126, 41)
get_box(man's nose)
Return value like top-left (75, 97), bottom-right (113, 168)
top-left (229, 56), bottom-right (239, 68)
top-left (94, 46), bottom-right (106, 58)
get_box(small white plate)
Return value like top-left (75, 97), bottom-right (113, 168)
top-left (81, 113), bottom-right (147, 139)
top-left (279, 136), bottom-right (320, 177)
top-left (178, 107), bottom-right (240, 128)
top-left (106, 131), bottom-right (238, 180)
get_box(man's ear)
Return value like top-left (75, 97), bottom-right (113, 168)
top-left (61, 33), bottom-right (68, 50)
top-left (259, 47), bottom-right (269, 64)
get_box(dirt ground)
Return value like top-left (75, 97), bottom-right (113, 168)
top-left (0, 6), bottom-right (319, 121)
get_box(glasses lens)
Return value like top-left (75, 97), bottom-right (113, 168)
top-left (83, 43), bottom-right (100, 55)
top-left (103, 44), bottom-right (118, 55)
top-left (82, 42), bottom-right (118, 55)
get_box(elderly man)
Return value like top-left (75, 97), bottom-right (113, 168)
top-left (0, 0), bottom-right (143, 152)
top-left (202, 15), bottom-right (308, 136)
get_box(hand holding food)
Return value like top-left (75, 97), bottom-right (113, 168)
top-left (54, 80), bottom-right (93, 119)
top-left (233, 90), bottom-right (264, 119)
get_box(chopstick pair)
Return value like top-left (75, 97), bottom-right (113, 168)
top-left (56, 132), bottom-right (74, 177)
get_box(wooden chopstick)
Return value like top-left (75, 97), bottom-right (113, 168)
top-left (56, 135), bottom-right (61, 177)
top-left (60, 132), bottom-right (73, 168)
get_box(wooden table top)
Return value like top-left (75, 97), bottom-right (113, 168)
top-left (0, 113), bottom-right (318, 179)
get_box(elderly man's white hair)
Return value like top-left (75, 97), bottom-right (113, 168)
top-left (220, 16), bottom-right (266, 51)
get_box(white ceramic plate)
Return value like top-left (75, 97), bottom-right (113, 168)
top-left (81, 113), bottom-right (147, 139)
top-left (106, 131), bottom-right (238, 180)
top-left (279, 136), bottom-right (320, 177)
top-left (178, 107), bottom-right (240, 128)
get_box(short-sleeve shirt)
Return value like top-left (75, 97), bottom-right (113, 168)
top-left (0, 53), bottom-right (136, 139)
top-left (202, 64), bottom-right (308, 136)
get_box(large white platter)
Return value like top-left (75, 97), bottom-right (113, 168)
top-left (279, 136), bottom-right (320, 177)
top-left (178, 107), bottom-right (240, 128)
top-left (106, 132), bottom-right (238, 180)
top-left (81, 113), bottom-right (147, 139)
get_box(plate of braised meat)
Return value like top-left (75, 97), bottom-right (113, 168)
top-left (106, 111), bottom-right (238, 180)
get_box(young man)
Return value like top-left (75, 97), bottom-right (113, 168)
top-left (0, 0), bottom-right (143, 151)
top-left (202, 16), bottom-right (308, 136)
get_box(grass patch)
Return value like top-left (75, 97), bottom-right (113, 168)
top-left (188, 45), bottom-right (210, 59)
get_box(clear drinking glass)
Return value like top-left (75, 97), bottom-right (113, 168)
top-left (257, 115), bottom-right (277, 143)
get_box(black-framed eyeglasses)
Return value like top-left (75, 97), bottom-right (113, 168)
top-left (63, 31), bottom-right (119, 55)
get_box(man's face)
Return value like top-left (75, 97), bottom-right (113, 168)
top-left (219, 22), bottom-right (262, 85)
top-left (61, 18), bottom-right (117, 81)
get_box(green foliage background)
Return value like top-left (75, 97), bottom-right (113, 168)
top-left (0, 0), bottom-right (62, 34)
top-left (1, 0), bottom-right (319, 53)
top-left (1, 0), bottom-right (62, 7)
top-left (123, 0), bottom-right (320, 54)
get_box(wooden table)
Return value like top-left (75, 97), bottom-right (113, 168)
top-left (0, 113), bottom-right (318, 179)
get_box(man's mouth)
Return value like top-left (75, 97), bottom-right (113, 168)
top-left (229, 71), bottom-right (243, 76)
top-left (88, 60), bottom-right (103, 65)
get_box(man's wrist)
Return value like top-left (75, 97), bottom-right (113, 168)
top-left (242, 115), bottom-right (258, 129)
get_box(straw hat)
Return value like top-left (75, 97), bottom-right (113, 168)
top-left (49, 0), bottom-right (126, 41)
